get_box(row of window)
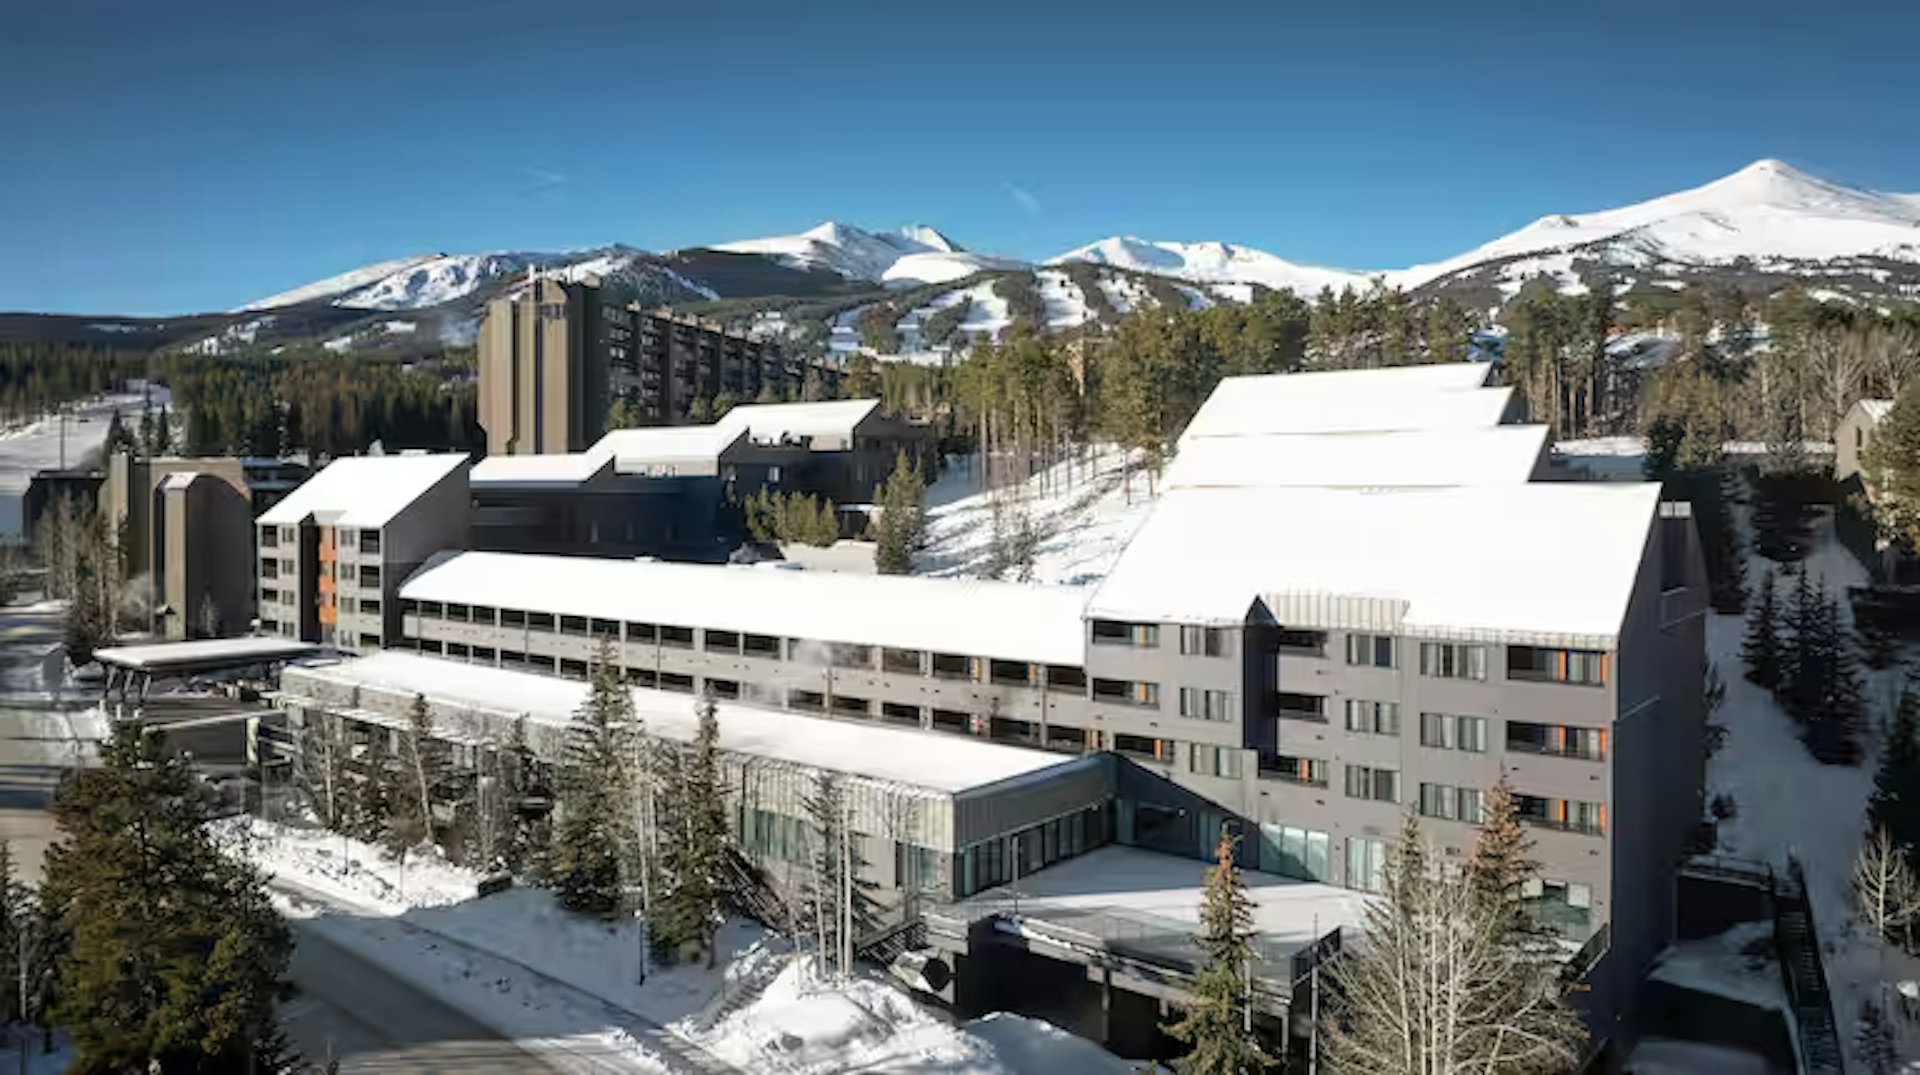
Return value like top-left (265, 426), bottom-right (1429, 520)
top-left (1336, 764), bottom-right (1604, 833)
top-left (1287, 701), bottom-right (1605, 761)
top-left (1089, 621), bottom-right (1229, 657)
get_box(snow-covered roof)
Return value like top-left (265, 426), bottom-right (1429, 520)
top-left (157, 471), bottom-right (202, 493)
top-left (257, 453), bottom-right (469, 528)
top-left (294, 650), bottom-right (1082, 794)
top-left (1179, 365), bottom-right (1506, 442)
top-left (1087, 483), bottom-right (1662, 649)
top-left (1163, 426), bottom-right (1549, 490)
top-left (469, 452), bottom-right (612, 489)
top-left (400, 551), bottom-right (1091, 666)
top-left (95, 636), bottom-right (323, 671)
top-left (584, 425), bottom-right (746, 471)
top-left (715, 399), bottom-right (880, 444)
top-left (1857, 399), bottom-right (1894, 423)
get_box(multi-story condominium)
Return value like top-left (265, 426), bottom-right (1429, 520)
top-left (477, 277), bottom-right (832, 455)
top-left (256, 453), bottom-right (470, 651)
top-left (253, 364), bottom-right (1705, 1058)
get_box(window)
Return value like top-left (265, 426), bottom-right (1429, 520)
top-left (1093, 678), bottom-right (1160, 708)
top-left (1419, 783), bottom-right (1485, 823)
top-left (988, 659), bottom-right (1033, 686)
top-left (1344, 699), bottom-right (1401, 736)
top-left (930, 708), bottom-right (969, 733)
top-left (261, 559), bottom-right (278, 579)
top-left (1260, 825), bottom-right (1331, 881)
top-left (1276, 628), bottom-right (1326, 656)
top-left (1505, 721), bottom-right (1606, 760)
top-left (882, 648), bottom-right (923, 675)
top-left (337, 597), bottom-right (356, 616)
top-left (1347, 837), bottom-right (1389, 893)
top-left (1277, 691), bottom-right (1327, 721)
top-left (259, 587), bottom-right (279, 604)
top-left (358, 633), bottom-right (380, 650)
top-left (280, 559), bottom-right (295, 577)
top-left (831, 694), bottom-right (871, 717)
top-left (880, 701), bottom-right (920, 726)
top-left (829, 643), bottom-right (873, 669)
top-left (1179, 687), bottom-right (1234, 722)
top-left (660, 625), bottom-right (694, 649)
top-left (501, 609), bottom-right (526, 628)
top-left (1112, 734), bottom-right (1177, 763)
top-left (1507, 645), bottom-right (1607, 686)
top-left (1516, 795), bottom-right (1607, 835)
top-left (1264, 754), bottom-right (1327, 787)
top-left (744, 633), bottom-right (781, 658)
top-left (1046, 665), bottom-right (1087, 691)
top-left (704, 630), bottom-right (741, 653)
top-left (1420, 712), bottom-right (1488, 753)
top-left (560, 615), bottom-right (590, 637)
top-left (1344, 765), bottom-right (1399, 803)
top-left (1525, 878), bottom-right (1597, 941)
top-left (659, 672), bottom-right (695, 693)
top-left (1180, 625), bottom-right (1227, 657)
top-left (1419, 642), bottom-right (1487, 680)
top-left (357, 565), bottom-right (381, 589)
top-left (559, 658), bottom-right (588, 679)
top-left (260, 528), bottom-right (279, 549)
top-left (1345, 633), bottom-right (1396, 668)
top-left (1189, 744), bottom-right (1243, 779)
top-left (990, 716), bottom-right (1037, 744)
top-left (359, 531), bottom-right (380, 556)
top-left (1091, 620), bottom-right (1160, 648)
top-left (930, 653), bottom-right (970, 680)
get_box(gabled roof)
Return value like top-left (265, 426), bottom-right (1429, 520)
top-left (1858, 399), bottom-right (1895, 423)
top-left (258, 453), bottom-right (469, 528)
top-left (715, 399), bottom-right (880, 444)
top-left (1086, 483), bottom-right (1663, 650)
top-left (399, 550), bottom-right (1091, 666)
top-left (1163, 426), bottom-right (1549, 490)
top-left (1179, 364), bottom-right (1505, 443)
top-left (585, 425), bottom-right (746, 471)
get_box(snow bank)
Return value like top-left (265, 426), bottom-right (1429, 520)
top-left (693, 955), bottom-right (1159, 1075)
top-left (916, 446), bottom-right (1158, 588)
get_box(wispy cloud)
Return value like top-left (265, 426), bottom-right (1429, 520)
top-left (518, 166), bottom-right (569, 199)
top-left (1003, 182), bottom-right (1043, 219)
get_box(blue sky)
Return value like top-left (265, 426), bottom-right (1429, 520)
top-left (4, 0), bottom-right (1918, 315)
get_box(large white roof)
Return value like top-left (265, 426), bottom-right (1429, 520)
top-left (716, 399), bottom-right (880, 444)
top-left (1087, 483), bottom-right (1662, 649)
top-left (96, 636), bottom-right (322, 670)
top-left (400, 551), bottom-right (1091, 666)
top-left (296, 650), bottom-right (1078, 795)
top-left (1163, 426), bottom-right (1549, 490)
top-left (257, 453), bottom-right (469, 528)
top-left (470, 452), bottom-right (612, 488)
top-left (1179, 364), bottom-right (1505, 443)
top-left (586, 425), bottom-right (746, 471)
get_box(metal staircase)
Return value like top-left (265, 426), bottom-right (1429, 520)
top-left (1774, 858), bottom-right (1845, 1074)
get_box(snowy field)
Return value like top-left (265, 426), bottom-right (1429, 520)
top-left (0, 387), bottom-right (171, 537)
top-left (221, 819), bottom-right (1153, 1074)
top-left (916, 446), bottom-right (1159, 587)
top-left (1698, 504), bottom-right (1920, 1071)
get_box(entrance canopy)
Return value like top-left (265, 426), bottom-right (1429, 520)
top-left (94, 637), bottom-right (321, 677)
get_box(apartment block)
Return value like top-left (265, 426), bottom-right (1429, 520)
top-left (256, 453), bottom-right (471, 651)
top-left (477, 277), bottom-right (831, 455)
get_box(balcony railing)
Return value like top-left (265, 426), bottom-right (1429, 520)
top-left (1258, 763), bottom-right (1328, 788)
top-left (1277, 706), bottom-right (1327, 724)
top-left (1505, 737), bottom-right (1605, 762)
top-left (1521, 815), bottom-right (1606, 837)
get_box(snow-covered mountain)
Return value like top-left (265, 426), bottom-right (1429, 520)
top-left (237, 246), bottom-right (717, 314)
top-left (235, 254), bottom-right (444, 312)
top-left (1048, 237), bottom-right (1370, 298)
top-left (712, 222), bottom-right (1020, 287)
top-left (1393, 158), bottom-right (1920, 292)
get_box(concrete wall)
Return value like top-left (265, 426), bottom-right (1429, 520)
top-left (1836, 403), bottom-right (1883, 485)
top-left (159, 475), bottom-right (253, 639)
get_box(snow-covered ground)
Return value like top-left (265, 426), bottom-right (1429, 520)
top-left (916, 446), bottom-right (1159, 587)
top-left (223, 819), bottom-right (1152, 1074)
top-left (0, 387), bottom-right (172, 537)
top-left (1699, 503), bottom-right (1920, 1070)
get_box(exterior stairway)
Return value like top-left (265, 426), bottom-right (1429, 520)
top-left (1775, 858), bottom-right (1845, 1074)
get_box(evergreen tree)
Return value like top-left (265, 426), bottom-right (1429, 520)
top-left (658, 691), bottom-right (728, 966)
top-left (1465, 776), bottom-right (1536, 917)
top-left (42, 724), bottom-right (294, 1071)
top-left (1712, 472), bottom-right (1748, 614)
top-left (352, 730), bottom-right (395, 848)
top-left (1777, 567), bottom-right (1822, 718)
top-left (871, 450), bottom-right (926, 576)
top-left (1857, 998), bottom-right (1900, 1075)
top-left (1164, 826), bottom-right (1271, 1074)
top-left (497, 716), bottom-right (546, 877)
top-left (389, 694), bottom-right (442, 855)
top-left (1741, 567), bottom-right (1783, 688)
top-left (798, 771), bottom-right (882, 979)
top-left (552, 638), bottom-right (638, 917)
top-left (1870, 673), bottom-right (1920, 850)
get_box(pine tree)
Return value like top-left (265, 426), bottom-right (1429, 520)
top-left (43, 724), bottom-right (293, 1071)
top-left (1712, 471), bottom-right (1748, 613)
top-left (799, 771), bottom-right (882, 978)
top-left (1870, 674), bottom-right (1920, 849)
top-left (389, 694), bottom-right (442, 855)
top-left (1164, 826), bottom-right (1269, 1073)
top-left (1777, 567), bottom-right (1822, 718)
top-left (658, 691), bottom-right (729, 966)
top-left (872, 450), bottom-right (926, 576)
top-left (552, 638), bottom-right (638, 918)
top-left (498, 716), bottom-right (546, 877)
top-left (1856, 998), bottom-right (1899, 1075)
top-left (1741, 567), bottom-right (1783, 688)
top-left (1465, 776), bottom-right (1536, 918)
top-left (352, 731), bottom-right (395, 848)
top-left (1321, 815), bottom-right (1586, 1074)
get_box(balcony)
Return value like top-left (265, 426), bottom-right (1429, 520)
top-left (1259, 756), bottom-right (1328, 788)
top-left (1276, 692), bottom-right (1327, 723)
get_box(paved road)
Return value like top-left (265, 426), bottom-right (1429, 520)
top-left (282, 922), bottom-right (554, 1073)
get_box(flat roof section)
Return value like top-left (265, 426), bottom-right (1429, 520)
top-left (399, 550), bottom-right (1092, 667)
top-left (951, 845), bottom-right (1371, 960)
top-left (470, 453), bottom-right (613, 489)
top-left (95, 637), bottom-right (323, 673)
top-left (1162, 425), bottom-right (1550, 490)
top-left (586, 426), bottom-right (747, 472)
top-left (716, 399), bottom-right (880, 444)
top-left (1088, 482), bottom-right (1661, 649)
top-left (290, 650), bottom-right (1086, 795)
